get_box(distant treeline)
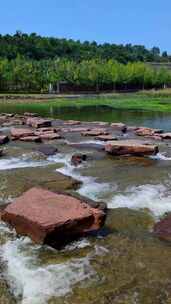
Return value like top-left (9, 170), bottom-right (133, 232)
top-left (0, 57), bottom-right (171, 93)
top-left (0, 31), bottom-right (170, 63)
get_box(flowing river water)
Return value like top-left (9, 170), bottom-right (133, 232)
top-left (1, 105), bottom-right (171, 303)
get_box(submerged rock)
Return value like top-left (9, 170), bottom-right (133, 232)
top-left (105, 139), bottom-right (158, 156)
top-left (154, 214), bottom-right (171, 241)
top-left (0, 165), bottom-right (81, 202)
top-left (0, 135), bottom-right (9, 145)
top-left (2, 187), bottom-right (106, 245)
top-left (36, 144), bottom-right (58, 156)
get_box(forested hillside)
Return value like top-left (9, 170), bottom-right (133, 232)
top-left (0, 31), bottom-right (170, 63)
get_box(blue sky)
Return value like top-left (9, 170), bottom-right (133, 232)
top-left (0, 0), bottom-right (170, 52)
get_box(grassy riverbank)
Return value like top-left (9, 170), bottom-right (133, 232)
top-left (1, 90), bottom-right (171, 112)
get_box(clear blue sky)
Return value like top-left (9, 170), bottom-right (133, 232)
top-left (0, 0), bottom-right (170, 52)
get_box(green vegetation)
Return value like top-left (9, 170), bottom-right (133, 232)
top-left (1, 32), bottom-right (171, 93)
top-left (1, 91), bottom-right (171, 113)
top-left (0, 57), bottom-right (171, 93)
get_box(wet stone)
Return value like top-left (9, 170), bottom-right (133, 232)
top-left (2, 187), bottom-right (106, 245)
top-left (36, 144), bottom-right (58, 156)
top-left (105, 139), bottom-right (158, 156)
top-left (0, 135), bottom-right (9, 145)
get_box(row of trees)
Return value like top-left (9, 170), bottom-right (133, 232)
top-left (0, 56), bottom-right (171, 93)
top-left (0, 31), bottom-right (170, 63)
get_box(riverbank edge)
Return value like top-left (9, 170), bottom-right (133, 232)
top-left (0, 94), bottom-right (171, 112)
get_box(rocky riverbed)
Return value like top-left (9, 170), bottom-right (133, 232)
top-left (1, 112), bottom-right (171, 303)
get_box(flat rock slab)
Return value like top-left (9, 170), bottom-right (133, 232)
top-left (110, 123), bottom-right (127, 132)
top-left (95, 135), bottom-right (118, 141)
top-left (160, 133), bottom-right (171, 139)
top-left (20, 136), bottom-right (42, 143)
top-left (81, 129), bottom-right (109, 137)
top-left (11, 128), bottom-right (34, 139)
top-left (39, 133), bottom-right (62, 140)
top-left (64, 120), bottom-right (81, 126)
top-left (26, 117), bottom-right (52, 128)
top-left (154, 215), bottom-right (171, 241)
top-left (61, 127), bottom-right (91, 133)
top-left (0, 135), bottom-right (9, 144)
top-left (105, 139), bottom-right (158, 156)
top-left (2, 187), bottom-right (106, 245)
top-left (135, 127), bottom-right (163, 137)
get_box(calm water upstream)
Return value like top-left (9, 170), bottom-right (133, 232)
top-left (0, 104), bottom-right (171, 130)
top-left (1, 105), bottom-right (171, 303)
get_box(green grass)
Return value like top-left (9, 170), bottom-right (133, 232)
top-left (1, 91), bottom-right (171, 112)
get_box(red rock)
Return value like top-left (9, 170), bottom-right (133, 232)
top-left (11, 128), bottom-right (35, 140)
top-left (71, 153), bottom-right (87, 166)
top-left (24, 112), bottom-right (38, 117)
top-left (2, 120), bottom-right (24, 127)
top-left (81, 129), bottom-right (109, 137)
top-left (20, 136), bottom-right (42, 143)
top-left (64, 120), bottom-right (81, 126)
top-left (154, 215), bottom-right (171, 241)
top-left (0, 135), bottom-right (9, 144)
top-left (35, 127), bottom-right (59, 133)
top-left (95, 135), bottom-right (118, 141)
top-left (89, 121), bottom-right (109, 127)
top-left (61, 127), bottom-right (91, 133)
top-left (110, 123), bottom-right (127, 132)
top-left (2, 187), bottom-right (106, 245)
top-left (105, 139), bottom-right (158, 156)
top-left (135, 127), bottom-right (163, 137)
top-left (39, 133), bottom-right (62, 140)
top-left (26, 117), bottom-right (52, 128)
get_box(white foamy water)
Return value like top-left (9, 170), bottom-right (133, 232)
top-left (1, 236), bottom-right (93, 304)
top-left (108, 184), bottom-right (171, 217)
top-left (49, 153), bottom-right (112, 201)
top-left (0, 154), bottom-right (50, 171)
top-left (150, 152), bottom-right (171, 161)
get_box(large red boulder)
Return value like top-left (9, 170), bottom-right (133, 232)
top-left (2, 188), bottom-right (106, 246)
top-left (154, 215), bottom-right (171, 241)
top-left (105, 139), bottom-right (158, 156)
